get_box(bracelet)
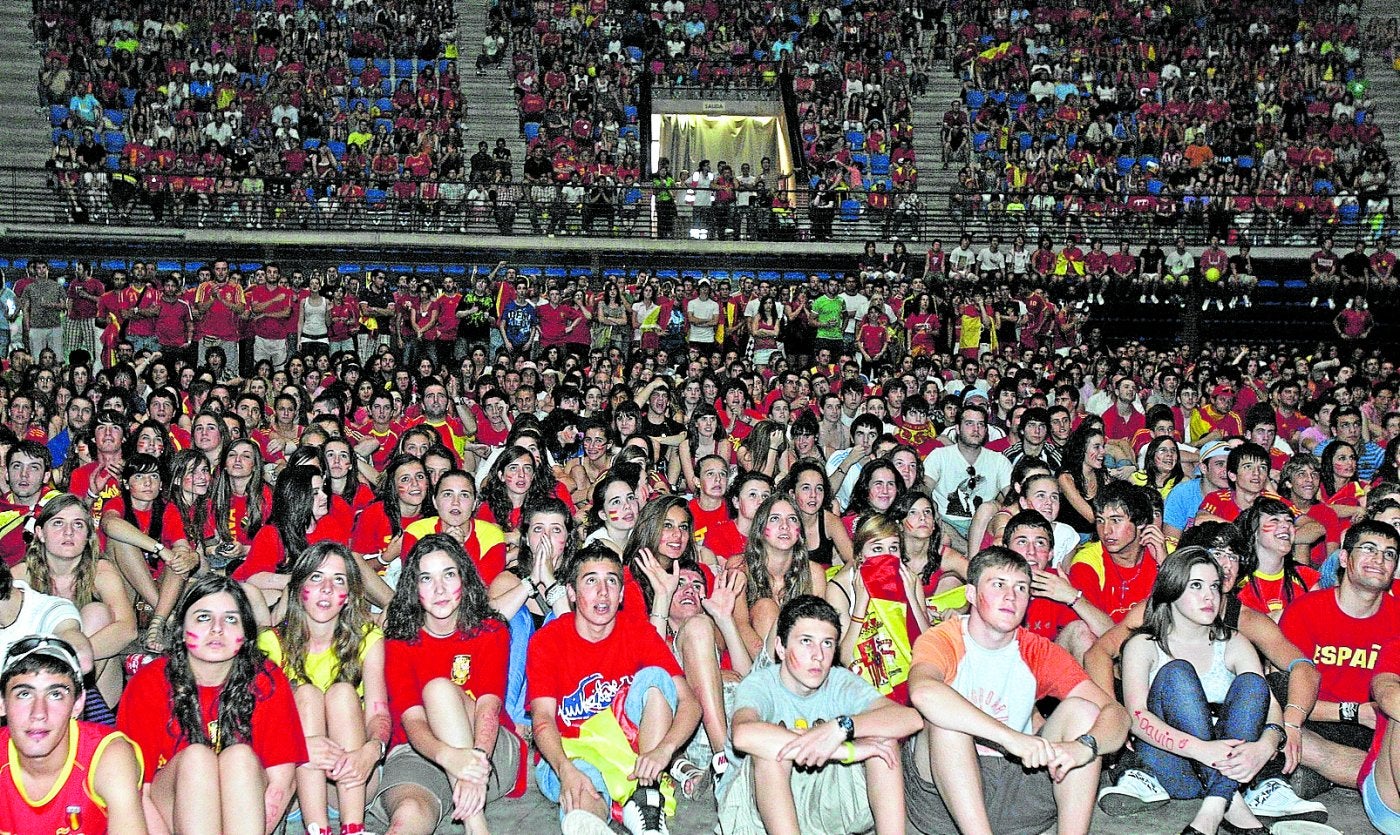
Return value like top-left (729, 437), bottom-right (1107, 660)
top-left (841, 741), bottom-right (856, 764)
top-left (1070, 589), bottom-right (1084, 606)
top-left (375, 739), bottom-right (388, 761)
top-left (1284, 721), bottom-right (1303, 730)
top-left (544, 583), bottom-right (566, 607)
top-left (1285, 702), bottom-right (1307, 716)
top-left (1262, 723), bottom-right (1286, 746)
top-left (1340, 701), bottom-right (1361, 724)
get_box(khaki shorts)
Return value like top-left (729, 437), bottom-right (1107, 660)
top-left (902, 737), bottom-right (1057, 835)
top-left (365, 726), bottom-right (523, 831)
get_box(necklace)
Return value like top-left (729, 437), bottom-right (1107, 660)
top-left (424, 625), bottom-right (456, 639)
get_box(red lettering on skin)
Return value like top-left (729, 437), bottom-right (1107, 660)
top-left (184, 631), bottom-right (200, 650)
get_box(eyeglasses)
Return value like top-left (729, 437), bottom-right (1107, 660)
top-left (1352, 542), bottom-right (1400, 563)
top-left (1207, 548), bottom-right (1241, 564)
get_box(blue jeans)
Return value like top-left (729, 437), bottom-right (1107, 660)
top-left (536, 665), bottom-right (678, 819)
top-left (1140, 660), bottom-right (1268, 800)
top-left (504, 607), bottom-right (536, 729)
top-left (1363, 770), bottom-right (1400, 834)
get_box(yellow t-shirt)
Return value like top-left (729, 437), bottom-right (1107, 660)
top-left (258, 624), bottom-right (384, 693)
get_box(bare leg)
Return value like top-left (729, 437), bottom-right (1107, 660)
top-left (751, 757), bottom-right (801, 835)
top-left (635, 683), bottom-right (676, 779)
top-left (151, 744), bottom-right (222, 835)
top-left (295, 684), bottom-right (332, 831)
top-left (1055, 620), bottom-right (1094, 666)
top-left (153, 566), bottom-right (190, 621)
top-left (218, 744), bottom-right (270, 835)
top-left (325, 682), bottom-right (370, 825)
top-left (422, 678), bottom-right (487, 835)
top-left (1039, 696), bottom-right (1101, 835)
top-left (1373, 712), bottom-right (1400, 812)
top-left (1300, 727), bottom-right (1367, 788)
top-left (108, 540), bottom-right (160, 606)
top-left (750, 598), bottom-right (781, 655)
top-left (865, 743), bottom-right (907, 835)
top-left (676, 616), bottom-right (728, 753)
top-left (921, 723), bottom-right (994, 835)
top-left (79, 601), bottom-right (122, 708)
top-left (382, 783), bottom-right (441, 835)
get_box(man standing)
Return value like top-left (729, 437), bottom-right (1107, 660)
top-left (18, 263), bottom-right (65, 361)
top-left (905, 548), bottom-right (1128, 835)
top-left (1101, 376), bottom-right (1145, 469)
top-left (687, 159), bottom-right (716, 238)
top-left (193, 259), bottom-right (245, 368)
top-left (118, 268), bottom-right (161, 355)
top-left (811, 279), bottom-right (846, 361)
top-left (47, 394), bottom-right (93, 469)
top-left (499, 280), bottom-right (538, 358)
top-left (686, 281), bottom-right (719, 356)
top-left (718, 595), bottom-right (920, 835)
top-left (154, 275), bottom-right (194, 369)
top-left (64, 261), bottom-right (104, 363)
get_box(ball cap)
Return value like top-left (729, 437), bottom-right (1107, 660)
top-left (1200, 439), bottom-right (1237, 461)
top-left (1211, 383), bottom-right (1236, 397)
top-left (3, 635), bottom-right (82, 678)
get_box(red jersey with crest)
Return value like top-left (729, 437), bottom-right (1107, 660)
top-left (0, 720), bottom-right (139, 835)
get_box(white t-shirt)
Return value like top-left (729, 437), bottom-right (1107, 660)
top-left (0, 581), bottom-right (82, 662)
top-left (689, 171), bottom-right (716, 206)
top-left (839, 292), bottom-right (869, 335)
top-left (922, 445), bottom-right (1013, 521)
top-left (687, 297), bottom-right (720, 342)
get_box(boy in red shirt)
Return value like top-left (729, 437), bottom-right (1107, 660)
top-left (1068, 482), bottom-right (1162, 623)
top-left (527, 545), bottom-right (700, 832)
top-left (1279, 520), bottom-right (1400, 795)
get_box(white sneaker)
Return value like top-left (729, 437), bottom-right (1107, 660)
top-left (1151, 294), bottom-right (1159, 303)
top-left (1097, 769), bottom-right (1170, 816)
top-left (1139, 294), bottom-right (1147, 303)
top-left (1216, 299), bottom-right (1225, 311)
top-left (1244, 295), bottom-right (1252, 307)
top-left (1229, 297), bottom-right (1237, 309)
top-left (1310, 296), bottom-right (1319, 307)
top-left (622, 786), bottom-right (668, 835)
top-left (1097, 292), bottom-right (1105, 304)
top-left (1244, 777), bottom-right (1329, 823)
top-left (1326, 298), bottom-right (1336, 309)
top-left (1202, 299), bottom-right (1211, 310)
top-left (563, 809), bottom-right (616, 835)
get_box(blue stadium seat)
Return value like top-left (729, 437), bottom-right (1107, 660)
top-left (545, 267), bottom-right (567, 280)
top-left (349, 58), bottom-right (366, 75)
top-left (374, 97), bottom-right (393, 112)
top-left (394, 59), bottom-right (414, 78)
top-left (121, 88), bottom-right (136, 108)
top-left (364, 189), bottom-right (387, 208)
top-left (681, 270), bottom-right (704, 281)
top-left (782, 271), bottom-right (804, 282)
top-left (626, 46), bottom-right (643, 62)
top-left (416, 265), bottom-right (441, 274)
top-left (328, 141), bottom-right (347, 159)
top-left (520, 266), bottom-right (542, 277)
top-left (303, 139), bottom-right (320, 150)
top-left (49, 105), bottom-right (69, 126)
top-left (845, 130), bottom-right (865, 149)
top-left (839, 198), bottom-right (862, 222)
top-left (619, 125), bottom-right (638, 139)
top-left (569, 268), bottom-right (592, 279)
top-left (870, 154), bottom-right (890, 176)
top-left (523, 122), bottom-right (541, 143)
top-left (965, 90), bottom-right (986, 109)
top-left (623, 105), bottom-right (638, 123)
top-left (156, 260), bottom-right (181, 272)
top-left (373, 59), bottom-right (392, 77)
top-left (656, 269), bottom-right (678, 280)
top-left (756, 271), bottom-right (779, 282)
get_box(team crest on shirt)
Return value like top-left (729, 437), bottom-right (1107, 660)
top-left (207, 720), bottom-right (221, 748)
top-left (451, 654), bottom-right (471, 685)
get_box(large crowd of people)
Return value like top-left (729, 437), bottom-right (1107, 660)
top-left (0, 250), bottom-right (1397, 835)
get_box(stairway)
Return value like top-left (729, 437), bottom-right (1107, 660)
top-left (453, 0), bottom-right (527, 186)
top-left (912, 54), bottom-right (964, 231)
top-left (1363, 0), bottom-right (1400, 175)
top-left (0, 0), bottom-right (55, 195)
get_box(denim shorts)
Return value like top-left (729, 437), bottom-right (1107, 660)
top-left (1363, 769), bottom-right (1400, 835)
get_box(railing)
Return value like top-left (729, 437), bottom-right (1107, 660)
top-left (5, 166), bottom-right (1398, 248)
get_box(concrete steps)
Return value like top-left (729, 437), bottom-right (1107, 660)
top-left (453, 0), bottom-right (527, 179)
top-left (912, 61), bottom-right (964, 222)
top-left (0, 0), bottom-right (55, 185)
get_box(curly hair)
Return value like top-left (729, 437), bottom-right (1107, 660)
top-left (25, 492), bottom-right (99, 607)
top-left (375, 453), bottom-right (428, 537)
top-left (741, 493), bottom-right (813, 607)
top-left (162, 574), bottom-right (268, 751)
top-left (843, 456), bottom-right (906, 523)
top-left (514, 497), bottom-right (576, 579)
top-left (279, 542), bottom-right (373, 687)
top-left (1058, 425), bottom-right (1110, 497)
top-left (384, 533), bottom-right (501, 641)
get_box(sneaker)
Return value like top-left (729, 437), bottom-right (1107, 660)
top-left (1202, 299), bottom-right (1211, 311)
top-left (1288, 765), bottom-right (1332, 801)
top-left (622, 786), bottom-right (668, 835)
top-left (1229, 297), bottom-right (1237, 309)
top-left (1244, 295), bottom-right (1252, 307)
top-left (1097, 769), bottom-right (1170, 817)
top-left (1151, 294), bottom-right (1160, 303)
top-left (1245, 777), bottom-right (1329, 823)
top-left (1139, 294), bottom-right (1147, 303)
top-left (1097, 292), bottom-right (1105, 304)
top-left (1216, 299), bottom-right (1225, 311)
top-left (1310, 296), bottom-right (1319, 307)
top-left (563, 810), bottom-right (617, 835)
top-left (1326, 298), bottom-right (1336, 309)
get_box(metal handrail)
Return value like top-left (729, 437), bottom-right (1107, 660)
top-left (8, 166), bottom-right (1397, 247)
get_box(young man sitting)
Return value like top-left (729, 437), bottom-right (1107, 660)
top-left (0, 635), bottom-right (145, 833)
top-left (717, 595), bottom-right (921, 835)
top-left (527, 543), bottom-right (701, 835)
top-left (905, 547), bottom-right (1129, 835)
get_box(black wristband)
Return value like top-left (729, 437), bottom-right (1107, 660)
top-left (1340, 701), bottom-right (1360, 724)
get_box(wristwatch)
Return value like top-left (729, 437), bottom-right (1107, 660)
top-left (1075, 733), bottom-right (1099, 758)
top-left (836, 714), bottom-right (855, 742)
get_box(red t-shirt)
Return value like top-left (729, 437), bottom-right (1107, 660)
top-left (702, 519), bottom-right (747, 562)
top-left (154, 298), bottom-right (193, 346)
top-left (1025, 575), bottom-right (1079, 640)
top-left (1279, 588), bottom-right (1400, 703)
top-left (247, 285), bottom-right (293, 340)
top-left (195, 281), bottom-right (245, 341)
top-left (349, 502), bottom-right (421, 554)
top-left (123, 285), bottom-right (161, 338)
top-left (232, 500), bottom-right (354, 581)
top-left (400, 518), bottom-right (507, 586)
top-left (1068, 548), bottom-right (1159, 623)
top-left (116, 657), bottom-right (308, 783)
top-left (688, 499), bottom-right (730, 543)
top-left (526, 616), bottom-right (682, 739)
top-left (201, 486), bottom-right (274, 546)
top-left (100, 496), bottom-right (188, 555)
top-left (384, 624), bottom-right (511, 747)
top-left (1237, 566), bottom-right (1320, 616)
top-left (1101, 404), bottom-right (1146, 442)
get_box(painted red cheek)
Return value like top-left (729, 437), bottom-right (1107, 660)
top-left (184, 631), bottom-right (200, 649)
top-left (300, 588), bottom-right (312, 601)
top-left (233, 636), bottom-right (244, 646)
top-left (451, 587), bottom-right (462, 602)
top-left (336, 593), bottom-right (347, 605)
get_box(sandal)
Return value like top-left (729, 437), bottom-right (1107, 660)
top-left (668, 757), bottom-right (705, 799)
top-left (143, 616), bottom-right (166, 653)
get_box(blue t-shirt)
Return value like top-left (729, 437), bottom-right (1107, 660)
top-left (1163, 476), bottom-right (1206, 532)
top-left (501, 300), bottom-right (538, 347)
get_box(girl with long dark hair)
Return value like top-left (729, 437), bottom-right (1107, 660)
top-left (780, 460), bottom-right (854, 568)
top-left (260, 542), bottom-right (388, 835)
top-left (840, 456), bottom-right (905, 536)
top-left (582, 464), bottom-right (642, 557)
top-left (99, 454), bottom-right (198, 652)
top-left (234, 465), bottom-right (340, 612)
top-left (381, 533), bottom-right (519, 834)
top-left (206, 438), bottom-right (272, 570)
top-left (322, 435), bottom-right (376, 510)
top-left (1108, 548), bottom-right (1277, 835)
top-left (1236, 497), bottom-right (1319, 620)
top-left (1320, 440), bottom-right (1366, 519)
top-left (477, 445), bottom-right (558, 539)
top-left (165, 449), bottom-right (211, 555)
top-left (351, 453), bottom-right (429, 577)
top-left (1058, 426), bottom-right (1112, 536)
top-left (116, 574), bottom-right (306, 835)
